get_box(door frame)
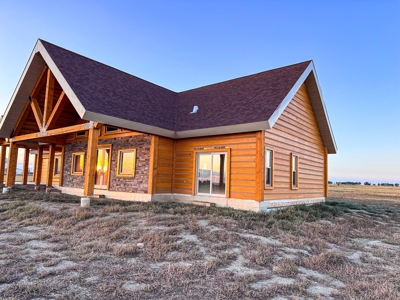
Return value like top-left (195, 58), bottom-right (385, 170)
top-left (94, 144), bottom-right (112, 190)
top-left (192, 148), bottom-right (231, 198)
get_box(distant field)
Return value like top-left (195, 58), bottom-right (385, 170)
top-left (328, 184), bottom-right (400, 204)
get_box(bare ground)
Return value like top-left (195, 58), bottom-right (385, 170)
top-left (0, 185), bottom-right (399, 299)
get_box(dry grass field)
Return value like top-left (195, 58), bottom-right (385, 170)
top-left (0, 185), bottom-right (399, 299)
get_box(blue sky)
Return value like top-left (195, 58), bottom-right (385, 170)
top-left (0, 0), bottom-right (399, 184)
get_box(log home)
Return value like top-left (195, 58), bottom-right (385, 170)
top-left (0, 39), bottom-right (337, 211)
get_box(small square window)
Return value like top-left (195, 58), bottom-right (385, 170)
top-left (105, 126), bottom-right (119, 133)
top-left (117, 149), bottom-right (136, 177)
top-left (76, 131), bottom-right (87, 137)
top-left (71, 152), bottom-right (85, 176)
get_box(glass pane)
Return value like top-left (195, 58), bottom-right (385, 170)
top-left (211, 153), bottom-right (226, 195)
top-left (266, 168), bottom-right (271, 186)
top-left (120, 151), bottom-right (134, 174)
top-left (74, 155), bottom-right (83, 173)
top-left (266, 150), bottom-right (271, 168)
top-left (198, 154), bottom-right (211, 193)
top-left (95, 150), bottom-right (103, 185)
top-left (103, 149), bottom-right (110, 183)
top-left (54, 158), bottom-right (60, 175)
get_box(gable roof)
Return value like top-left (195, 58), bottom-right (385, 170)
top-left (0, 39), bottom-right (337, 153)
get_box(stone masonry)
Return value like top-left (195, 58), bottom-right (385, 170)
top-left (63, 134), bottom-right (151, 193)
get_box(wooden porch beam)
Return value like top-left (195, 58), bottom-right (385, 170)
top-left (5, 142), bottom-right (18, 187)
top-left (46, 144), bottom-right (55, 187)
top-left (45, 91), bottom-right (67, 130)
top-left (21, 148), bottom-right (30, 185)
top-left (34, 148), bottom-right (43, 186)
top-left (30, 97), bottom-right (43, 130)
top-left (10, 122), bottom-right (93, 143)
top-left (43, 69), bottom-right (55, 126)
top-left (0, 145), bottom-right (7, 184)
top-left (59, 145), bottom-right (65, 187)
top-left (31, 66), bottom-right (48, 99)
top-left (83, 127), bottom-right (100, 196)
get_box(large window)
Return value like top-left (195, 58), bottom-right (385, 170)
top-left (291, 154), bottom-right (298, 189)
top-left (196, 152), bottom-right (229, 196)
top-left (117, 149), bottom-right (136, 177)
top-left (71, 152), bottom-right (85, 175)
top-left (54, 158), bottom-right (60, 175)
top-left (265, 149), bottom-right (273, 187)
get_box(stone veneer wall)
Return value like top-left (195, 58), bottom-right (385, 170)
top-left (63, 134), bottom-right (151, 193)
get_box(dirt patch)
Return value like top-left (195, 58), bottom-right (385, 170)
top-left (0, 186), bottom-right (399, 299)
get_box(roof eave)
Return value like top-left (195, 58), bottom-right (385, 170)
top-left (0, 39), bottom-right (87, 138)
top-left (267, 61), bottom-right (338, 154)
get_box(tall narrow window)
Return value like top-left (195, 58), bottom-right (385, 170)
top-left (291, 154), bottom-right (298, 188)
top-left (71, 152), bottom-right (85, 175)
top-left (265, 149), bottom-right (273, 187)
top-left (117, 149), bottom-right (136, 177)
top-left (54, 158), bottom-right (60, 175)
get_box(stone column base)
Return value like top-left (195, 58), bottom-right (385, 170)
top-left (34, 185), bottom-right (41, 191)
top-left (2, 187), bottom-right (11, 194)
top-left (81, 197), bottom-right (91, 207)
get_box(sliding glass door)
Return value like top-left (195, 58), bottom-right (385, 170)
top-left (196, 152), bottom-right (227, 196)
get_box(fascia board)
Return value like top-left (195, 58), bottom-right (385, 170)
top-left (82, 111), bottom-right (176, 138)
top-left (268, 62), bottom-right (314, 128)
top-left (0, 42), bottom-right (45, 138)
top-left (36, 40), bottom-right (86, 118)
top-left (174, 121), bottom-right (270, 139)
top-left (267, 61), bottom-right (338, 154)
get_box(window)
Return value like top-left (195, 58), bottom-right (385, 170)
top-left (116, 149), bottom-right (136, 177)
top-left (71, 152), bottom-right (85, 175)
top-left (291, 154), bottom-right (298, 189)
top-left (54, 158), bottom-right (60, 175)
top-left (105, 126), bottom-right (119, 133)
top-left (76, 131), bottom-right (87, 137)
top-left (265, 149), bottom-right (273, 187)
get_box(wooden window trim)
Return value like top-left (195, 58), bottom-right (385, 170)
top-left (71, 152), bottom-right (85, 176)
top-left (192, 148), bottom-right (231, 198)
top-left (116, 149), bottom-right (136, 177)
top-left (291, 153), bottom-right (299, 190)
top-left (265, 149), bottom-right (274, 190)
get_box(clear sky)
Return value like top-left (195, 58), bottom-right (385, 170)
top-left (0, 0), bottom-right (399, 184)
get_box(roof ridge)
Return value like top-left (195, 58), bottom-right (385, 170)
top-left (178, 60), bottom-right (312, 94)
top-left (38, 38), bottom-right (177, 94)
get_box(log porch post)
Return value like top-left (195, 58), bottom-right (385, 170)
top-left (0, 145), bottom-right (7, 186)
top-left (5, 142), bottom-right (18, 187)
top-left (21, 148), bottom-right (30, 185)
top-left (83, 127), bottom-right (100, 196)
top-left (46, 144), bottom-right (55, 187)
top-left (34, 147), bottom-right (43, 188)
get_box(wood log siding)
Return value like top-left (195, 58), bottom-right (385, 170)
top-left (264, 83), bottom-right (326, 200)
top-left (171, 133), bottom-right (258, 199)
top-left (153, 137), bottom-right (174, 193)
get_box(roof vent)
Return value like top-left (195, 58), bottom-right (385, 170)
top-left (190, 106), bottom-right (199, 114)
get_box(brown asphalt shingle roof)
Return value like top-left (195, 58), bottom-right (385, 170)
top-left (41, 40), bottom-right (310, 132)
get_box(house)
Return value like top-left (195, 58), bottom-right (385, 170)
top-left (0, 39), bottom-right (337, 211)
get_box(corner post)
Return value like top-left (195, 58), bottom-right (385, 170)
top-left (255, 130), bottom-right (265, 201)
top-left (0, 145), bottom-right (7, 187)
top-left (83, 127), bottom-right (100, 196)
top-left (5, 142), bottom-right (18, 187)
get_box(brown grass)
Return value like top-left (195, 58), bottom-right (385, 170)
top-left (0, 185), bottom-right (399, 299)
